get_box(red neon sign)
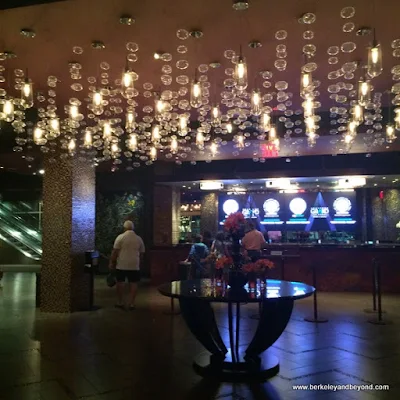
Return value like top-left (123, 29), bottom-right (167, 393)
top-left (260, 143), bottom-right (279, 158)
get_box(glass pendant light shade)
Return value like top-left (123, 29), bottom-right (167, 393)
top-left (300, 71), bottom-right (313, 97)
top-left (348, 120), bottom-right (357, 136)
top-left (386, 124), bottom-right (396, 143)
top-left (237, 135), bottom-right (245, 149)
top-left (260, 112), bottom-right (271, 132)
top-left (303, 97), bottom-right (314, 118)
top-left (150, 146), bottom-right (157, 161)
top-left (268, 125), bottom-right (277, 142)
top-left (196, 130), bottom-right (204, 148)
top-left (49, 117), bottom-right (60, 136)
top-left (273, 137), bottom-right (280, 150)
top-left (367, 45), bottom-right (383, 78)
top-left (111, 143), bottom-right (120, 158)
top-left (21, 80), bottom-right (33, 108)
top-left (68, 138), bottom-right (76, 154)
top-left (352, 104), bottom-right (364, 125)
top-left (170, 137), bottom-right (178, 153)
top-left (69, 105), bottom-right (79, 120)
top-left (92, 91), bottom-right (103, 107)
top-left (84, 129), bottom-right (92, 148)
top-left (152, 125), bottom-right (161, 143)
top-left (305, 116), bottom-right (315, 136)
top-left (125, 111), bottom-right (135, 131)
top-left (2, 98), bottom-right (15, 122)
top-left (358, 80), bottom-right (371, 106)
top-left (190, 80), bottom-right (202, 108)
top-left (251, 89), bottom-right (262, 116)
top-left (307, 131), bottom-right (317, 147)
top-left (344, 132), bottom-right (354, 145)
top-left (33, 126), bottom-right (45, 145)
top-left (395, 108), bottom-right (400, 130)
top-left (103, 121), bottom-right (112, 140)
top-left (234, 55), bottom-right (248, 92)
top-left (178, 114), bottom-right (188, 136)
top-left (211, 104), bottom-right (221, 127)
top-left (226, 122), bottom-right (233, 133)
top-left (210, 142), bottom-right (218, 156)
top-left (128, 133), bottom-right (137, 151)
top-left (154, 98), bottom-right (165, 119)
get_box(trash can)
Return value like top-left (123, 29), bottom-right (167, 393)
top-left (84, 250), bottom-right (100, 310)
top-left (36, 273), bottom-right (41, 308)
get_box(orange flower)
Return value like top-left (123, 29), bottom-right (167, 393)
top-left (215, 256), bottom-right (233, 270)
top-left (224, 212), bottom-right (245, 232)
top-left (255, 259), bottom-right (275, 270)
top-left (242, 263), bottom-right (255, 273)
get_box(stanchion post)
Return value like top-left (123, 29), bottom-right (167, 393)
top-left (364, 258), bottom-right (378, 313)
top-left (304, 264), bottom-right (328, 323)
top-left (164, 262), bottom-right (181, 316)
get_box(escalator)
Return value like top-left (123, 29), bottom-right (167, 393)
top-left (0, 202), bottom-right (42, 260)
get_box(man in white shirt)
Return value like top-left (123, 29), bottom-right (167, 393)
top-left (109, 220), bottom-right (145, 310)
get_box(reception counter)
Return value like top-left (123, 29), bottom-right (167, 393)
top-left (149, 244), bottom-right (400, 293)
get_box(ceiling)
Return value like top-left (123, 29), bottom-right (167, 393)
top-left (1, 0), bottom-right (400, 171)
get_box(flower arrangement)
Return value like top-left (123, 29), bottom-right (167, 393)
top-left (224, 212), bottom-right (245, 233)
top-left (215, 256), bottom-right (233, 270)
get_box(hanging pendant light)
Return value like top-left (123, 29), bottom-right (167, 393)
top-left (103, 121), bottom-right (112, 140)
top-left (251, 89), bottom-right (261, 116)
top-left (84, 129), bottom-right (92, 148)
top-left (210, 142), bottom-right (218, 156)
top-left (300, 71), bottom-right (313, 98)
top-left (152, 125), bottom-right (161, 143)
top-left (49, 117), bottom-right (60, 136)
top-left (33, 126), bottom-right (44, 145)
top-left (268, 124), bottom-right (277, 142)
top-left (305, 116), bottom-right (316, 136)
top-left (196, 130), bottom-right (204, 148)
top-left (154, 97), bottom-right (165, 119)
top-left (226, 122), bottom-right (233, 133)
top-left (125, 110), bottom-right (135, 131)
top-left (21, 78), bottom-right (33, 108)
top-left (236, 135), bottom-right (245, 149)
top-left (170, 137), bottom-right (178, 154)
top-left (395, 108), bottom-right (400, 131)
top-left (69, 105), bottom-right (79, 120)
top-left (2, 98), bottom-right (15, 122)
top-left (367, 29), bottom-right (383, 78)
top-left (358, 78), bottom-right (371, 106)
top-left (179, 114), bottom-right (188, 136)
top-left (386, 124), bottom-right (396, 143)
top-left (111, 143), bottom-right (120, 158)
top-left (352, 104), bottom-right (364, 125)
top-left (190, 80), bottom-right (202, 108)
top-left (150, 146), bottom-right (157, 161)
top-left (128, 133), bottom-right (137, 151)
top-left (234, 49), bottom-right (248, 92)
top-left (307, 131), bottom-right (317, 147)
top-left (303, 97), bottom-right (314, 118)
top-left (260, 112), bottom-right (271, 132)
top-left (211, 104), bottom-right (221, 127)
top-left (92, 90), bottom-right (102, 107)
top-left (68, 138), bottom-right (76, 155)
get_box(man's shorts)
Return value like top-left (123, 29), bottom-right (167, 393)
top-left (115, 270), bottom-right (141, 283)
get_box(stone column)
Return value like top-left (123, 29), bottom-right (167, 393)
top-left (153, 185), bottom-right (180, 246)
top-left (40, 157), bottom-right (95, 312)
top-left (200, 192), bottom-right (219, 237)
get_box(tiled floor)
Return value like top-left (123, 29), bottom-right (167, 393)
top-left (1, 272), bottom-right (400, 399)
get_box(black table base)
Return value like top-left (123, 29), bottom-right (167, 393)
top-left (193, 349), bottom-right (279, 381)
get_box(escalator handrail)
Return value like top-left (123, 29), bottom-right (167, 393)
top-left (0, 203), bottom-right (41, 232)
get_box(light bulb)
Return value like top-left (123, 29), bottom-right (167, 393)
top-left (269, 125), bottom-right (277, 142)
top-left (103, 122), bottom-right (112, 140)
top-left (226, 122), bottom-right (233, 133)
top-left (348, 120), bottom-right (357, 135)
top-left (386, 124), bottom-right (396, 143)
top-left (84, 129), bottom-right (92, 148)
top-left (150, 146), bottom-right (157, 161)
top-left (368, 45), bottom-right (383, 78)
top-left (352, 104), bottom-right (364, 125)
top-left (171, 137), bottom-right (178, 153)
top-left (126, 111), bottom-right (135, 130)
top-left (190, 81), bottom-right (202, 108)
top-left (196, 130), bottom-right (204, 148)
top-left (155, 99), bottom-right (165, 118)
top-left (211, 105), bottom-right (221, 127)
top-left (69, 105), bottom-right (79, 120)
top-left (260, 112), bottom-right (271, 132)
top-left (111, 143), bottom-right (119, 157)
top-left (49, 118), bottom-right (60, 134)
top-left (68, 139), bottom-right (76, 154)
top-left (2, 99), bottom-right (14, 122)
top-left (152, 125), bottom-right (160, 142)
top-left (128, 134), bottom-right (137, 151)
top-left (21, 81), bottom-right (33, 108)
top-left (300, 71), bottom-right (313, 96)
top-left (251, 90), bottom-right (262, 116)
top-left (305, 116), bottom-right (315, 135)
top-left (344, 133), bottom-right (354, 144)
top-left (358, 80), bottom-right (371, 106)
top-left (234, 56), bottom-right (248, 91)
top-left (93, 91), bottom-right (102, 107)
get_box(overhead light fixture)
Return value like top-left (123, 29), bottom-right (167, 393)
top-left (265, 178), bottom-right (292, 189)
top-left (337, 177), bottom-right (366, 188)
top-left (200, 181), bottom-right (223, 190)
top-left (38, 169), bottom-right (45, 175)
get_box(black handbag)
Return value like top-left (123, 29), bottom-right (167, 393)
top-left (106, 271), bottom-right (117, 287)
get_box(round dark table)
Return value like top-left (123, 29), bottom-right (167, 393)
top-left (158, 278), bottom-right (315, 381)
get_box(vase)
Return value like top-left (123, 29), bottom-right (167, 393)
top-left (228, 270), bottom-right (248, 290)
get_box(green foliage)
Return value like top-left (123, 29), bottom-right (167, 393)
top-left (96, 192), bottom-right (144, 256)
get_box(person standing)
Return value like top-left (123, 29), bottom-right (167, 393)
top-left (109, 220), bottom-right (145, 310)
top-left (211, 231), bottom-right (228, 258)
top-left (185, 234), bottom-right (209, 279)
top-left (242, 222), bottom-right (266, 261)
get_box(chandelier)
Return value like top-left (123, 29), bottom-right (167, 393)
top-left (0, 3), bottom-right (400, 172)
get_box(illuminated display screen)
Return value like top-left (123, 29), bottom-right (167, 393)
top-left (218, 192), bottom-right (357, 231)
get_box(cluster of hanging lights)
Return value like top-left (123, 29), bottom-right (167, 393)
top-left (0, 1), bottom-right (398, 170)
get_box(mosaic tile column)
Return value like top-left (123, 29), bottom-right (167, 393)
top-left (40, 157), bottom-right (95, 312)
top-left (200, 192), bottom-right (219, 237)
top-left (153, 185), bottom-right (180, 246)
